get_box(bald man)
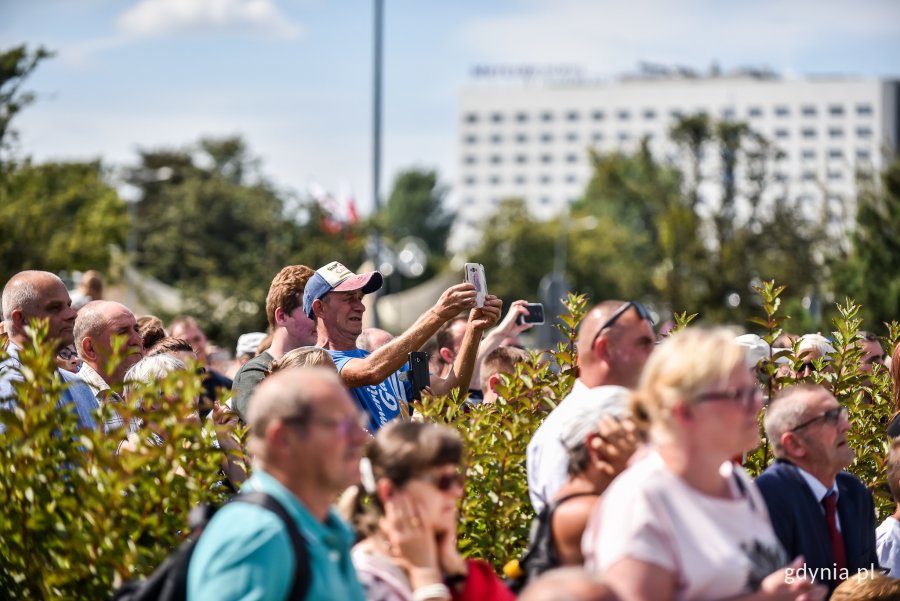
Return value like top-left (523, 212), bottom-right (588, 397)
top-left (526, 300), bottom-right (655, 512)
top-left (74, 300), bottom-right (144, 431)
top-left (1, 270), bottom-right (98, 430)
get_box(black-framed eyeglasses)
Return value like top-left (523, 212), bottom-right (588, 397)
top-left (789, 405), bottom-right (848, 432)
top-left (694, 386), bottom-right (762, 411)
top-left (414, 470), bottom-right (466, 492)
top-left (591, 301), bottom-right (653, 347)
top-left (57, 347), bottom-right (78, 361)
top-left (283, 412), bottom-right (368, 436)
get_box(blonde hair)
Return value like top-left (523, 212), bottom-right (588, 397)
top-left (831, 571), bottom-right (900, 600)
top-left (632, 327), bottom-right (746, 440)
top-left (270, 346), bottom-right (335, 373)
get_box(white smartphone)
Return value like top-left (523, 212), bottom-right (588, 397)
top-left (464, 263), bottom-right (487, 308)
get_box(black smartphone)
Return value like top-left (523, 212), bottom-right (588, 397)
top-left (517, 303), bottom-right (545, 326)
top-left (407, 351), bottom-right (431, 401)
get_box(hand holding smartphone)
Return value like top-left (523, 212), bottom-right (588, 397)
top-left (464, 263), bottom-right (487, 308)
top-left (407, 351), bottom-right (431, 401)
top-left (516, 302), bottom-right (545, 326)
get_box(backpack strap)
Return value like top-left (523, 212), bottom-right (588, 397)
top-left (233, 491), bottom-right (311, 601)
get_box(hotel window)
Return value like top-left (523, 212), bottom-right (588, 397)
top-left (566, 111), bottom-right (580, 121)
top-left (540, 175), bottom-right (552, 185)
top-left (463, 155), bottom-right (477, 165)
top-left (464, 176), bottom-right (477, 185)
top-left (515, 133), bottom-right (528, 143)
top-left (801, 149), bottom-right (816, 160)
top-left (856, 148), bottom-right (871, 160)
top-left (828, 149), bottom-right (843, 159)
top-left (566, 154), bottom-right (579, 163)
top-left (801, 105), bottom-right (817, 117)
top-left (541, 111), bottom-right (554, 122)
top-left (828, 127), bottom-right (844, 139)
top-left (541, 133), bottom-right (554, 143)
top-left (828, 105), bottom-right (844, 117)
top-left (489, 175), bottom-right (502, 185)
top-left (801, 128), bottom-right (816, 139)
top-left (464, 113), bottom-right (479, 124)
top-left (516, 112), bottom-right (529, 123)
top-left (540, 154), bottom-right (553, 164)
top-left (775, 129), bottom-right (789, 139)
top-left (618, 132), bottom-right (631, 141)
top-left (490, 134), bottom-right (503, 144)
top-left (617, 110), bottom-right (631, 120)
top-left (464, 135), bottom-right (477, 144)
top-left (748, 106), bottom-right (763, 118)
top-left (514, 175), bottom-right (527, 185)
top-left (592, 132), bottom-right (604, 142)
top-left (515, 154), bottom-right (528, 164)
top-left (592, 110), bottom-right (605, 121)
top-left (856, 104), bottom-right (873, 116)
top-left (802, 171), bottom-right (816, 181)
top-left (775, 105), bottom-right (790, 117)
top-left (566, 132), bottom-right (579, 142)
top-left (491, 112), bottom-right (504, 123)
top-left (721, 108), bottom-right (736, 119)
top-left (857, 126), bottom-right (873, 139)
top-left (643, 109), bottom-right (657, 120)
top-left (565, 174), bottom-right (578, 183)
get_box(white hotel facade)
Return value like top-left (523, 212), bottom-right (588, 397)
top-left (454, 71), bottom-right (899, 236)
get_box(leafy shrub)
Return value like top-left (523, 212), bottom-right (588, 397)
top-left (0, 325), bottom-right (241, 598)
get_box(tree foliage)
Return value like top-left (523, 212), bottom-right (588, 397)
top-left (832, 161), bottom-right (900, 328)
top-left (0, 160), bottom-right (128, 285)
top-left (0, 44), bottom-right (53, 164)
top-left (127, 136), bottom-right (367, 344)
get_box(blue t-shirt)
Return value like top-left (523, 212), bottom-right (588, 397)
top-left (328, 348), bottom-right (411, 432)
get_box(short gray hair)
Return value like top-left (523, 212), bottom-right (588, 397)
top-left (124, 354), bottom-right (187, 397)
top-left (763, 383), bottom-right (824, 457)
top-left (73, 301), bottom-right (110, 359)
top-left (1, 270), bottom-right (62, 327)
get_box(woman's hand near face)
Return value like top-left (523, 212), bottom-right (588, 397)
top-left (383, 491), bottom-right (441, 574)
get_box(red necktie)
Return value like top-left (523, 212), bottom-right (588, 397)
top-left (822, 491), bottom-right (847, 576)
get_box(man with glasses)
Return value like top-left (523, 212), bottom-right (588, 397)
top-left (188, 367), bottom-right (367, 601)
top-left (526, 300), bottom-right (655, 513)
top-left (757, 384), bottom-right (879, 592)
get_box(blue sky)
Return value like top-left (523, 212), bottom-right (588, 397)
top-left (3, 0), bottom-right (899, 214)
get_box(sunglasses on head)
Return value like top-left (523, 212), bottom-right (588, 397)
top-left (591, 301), bottom-right (653, 347)
top-left (415, 470), bottom-right (465, 492)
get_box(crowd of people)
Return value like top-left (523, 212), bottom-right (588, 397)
top-left (3, 262), bottom-right (900, 601)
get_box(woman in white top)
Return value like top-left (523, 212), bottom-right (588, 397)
top-left (587, 327), bottom-right (825, 601)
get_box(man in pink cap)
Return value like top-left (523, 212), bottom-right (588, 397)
top-left (303, 261), bottom-right (501, 431)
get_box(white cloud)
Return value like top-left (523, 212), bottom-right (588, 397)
top-left (117, 0), bottom-right (303, 39)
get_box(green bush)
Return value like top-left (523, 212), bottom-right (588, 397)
top-left (0, 325), bottom-right (241, 598)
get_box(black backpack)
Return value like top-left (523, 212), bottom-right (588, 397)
top-left (111, 491), bottom-right (311, 601)
top-left (506, 492), bottom-right (596, 593)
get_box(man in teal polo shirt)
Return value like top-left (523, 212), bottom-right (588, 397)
top-left (188, 367), bottom-right (368, 601)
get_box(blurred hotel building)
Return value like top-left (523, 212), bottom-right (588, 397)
top-left (453, 66), bottom-right (899, 247)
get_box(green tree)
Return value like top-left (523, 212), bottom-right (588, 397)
top-left (382, 169), bottom-right (455, 254)
top-left (0, 160), bottom-right (128, 284)
top-left (128, 136), bottom-right (366, 343)
top-left (0, 44), bottom-right (53, 164)
top-left (833, 160), bottom-right (900, 327)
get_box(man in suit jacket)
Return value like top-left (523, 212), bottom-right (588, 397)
top-left (757, 383), bottom-right (878, 593)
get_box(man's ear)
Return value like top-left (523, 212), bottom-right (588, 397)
top-left (10, 308), bottom-right (26, 330)
top-left (488, 373), bottom-right (502, 394)
top-left (780, 432), bottom-right (806, 458)
top-left (80, 336), bottom-right (98, 362)
top-left (439, 347), bottom-right (455, 364)
top-left (311, 298), bottom-right (327, 320)
top-left (273, 306), bottom-right (287, 327)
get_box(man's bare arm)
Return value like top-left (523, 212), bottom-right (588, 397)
top-left (338, 283), bottom-right (476, 388)
top-left (431, 296), bottom-right (502, 397)
top-left (469, 299), bottom-right (532, 389)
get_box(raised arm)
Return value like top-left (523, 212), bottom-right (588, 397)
top-left (469, 299), bottom-right (532, 389)
top-left (431, 296), bottom-right (502, 397)
top-left (337, 283), bottom-right (477, 388)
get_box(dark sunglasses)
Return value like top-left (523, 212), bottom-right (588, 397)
top-left (591, 301), bottom-right (653, 347)
top-left (57, 348), bottom-right (79, 360)
top-left (790, 405), bottom-right (848, 432)
top-left (694, 386), bottom-right (762, 411)
top-left (415, 471), bottom-right (465, 492)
